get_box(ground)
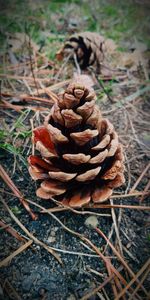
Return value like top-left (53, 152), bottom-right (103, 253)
top-left (0, 1), bottom-right (150, 299)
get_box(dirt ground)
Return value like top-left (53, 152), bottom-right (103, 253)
top-left (0, 1), bottom-right (150, 299)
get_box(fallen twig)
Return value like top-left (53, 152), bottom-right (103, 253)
top-left (110, 199), bottom-right (123, 256)
top-left (129, 163), bottom-right (150, 193)
top-left (91, 203), bottom-right (150, 211)
top-left (0, 164), bottom-right (37, 220)
top-left (46, 246), bottom-right (100, 258)
top-left (111, 191), bottom-right (150, 199)
top-left (140, 180), bottom-right (150, 202)
top-left (1, 92), bottom-right (53, 105)
top-left (0, 240), bottom-right (33, 268)
top-left (0, 99), bottom-right (23, 112)
top-left (0, 101), bottom-right (48, 112)
top-left (106, 258), bottom-right (119, 298)
top-left (0, 220), bottom-right (25, 242)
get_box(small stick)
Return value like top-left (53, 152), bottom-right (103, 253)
top-left (87, 267), bottom-right (104, 278)
top-left (1, 99), bottom-right (22, 112)
top-left (103, 224), bottom-right (114, 255)
top-left (111, 191), bottom-right (150, 199)
top-left (122, 245), bottom-right (139, 264)
top-left (23, 79), bottom-right (34, 95)
top-left (45, 247), bottom-right (100, 258)
top-left (130, 163), bottom-right (150, 193)
top-left (0, 101), bottom-right (48, 112)
top-left (1, 92), bottom-right (53, 105)
top-left (114, 276), bottom-right (127, 300)
top-left (0, 220), bottom-right (25, 242)
top-left (128, 266), bottom-right (150, 300)
top-left (0, 164), bottom-right (37, 220)
top-left (106, 260), bottom-right (118, 298)
top-left (39, 82), bottom-right (59, 103)
top-left (0, 240), bottom-right (33, 267)
top-left (140, 180), bottom-right (150, 202)
top-left (110, 199), bottom-right (123, 256)
top-left (91, 203), bottom-right (150, 211)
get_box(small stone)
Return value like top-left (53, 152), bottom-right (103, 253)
top-left (50, 230), bottom-right (56, 237)
top-left (35, 245), bottom-right (40, 250)
top-left (84, 216), bottom-right (99, 228)
top-left (47, 236), bottom-right (56, 243)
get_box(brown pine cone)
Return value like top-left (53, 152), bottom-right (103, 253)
top-left (56, 32), bottom-right (107, 72)
top-left (28, 82), bottom-right (125, 207)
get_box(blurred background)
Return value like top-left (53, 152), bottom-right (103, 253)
top-left (0, 0), bottom-right (149, 61)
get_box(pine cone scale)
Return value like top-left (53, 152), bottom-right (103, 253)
top-left (41, 180), bottom-right (66, 195)
top-left (63, 153), bottom-right (91, 164)
top-left (69, 192), bottom-right (91, 208)
top-left (36, 187), bottom-right (56, 199)
top-left (33, 126), bottom-right (57, 155)
top-left (48, 171), bottom-right (77, 182)
top-left (89, 149), bottom-right (108, 164)
top-left (92, 186), bottom-right (113, 203)
top-left (92, 134), bottom-right (110, 150)
top-left (76, 166), bottom-right (101, 182)
top-left (70, 129), bottom-right (99, 146)
top-left (29, 166), bottom-right (50, 180)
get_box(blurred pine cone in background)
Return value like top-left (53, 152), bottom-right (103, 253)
top-left (56, 32), bottom-right (116, 73)
top-left (28, 81), bottom-right (125, 207)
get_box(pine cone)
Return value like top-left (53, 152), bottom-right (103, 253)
top-left (56, 32), bottom-right (106, 71)
top-left (28, 82), bottom-right (125, 207)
